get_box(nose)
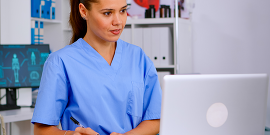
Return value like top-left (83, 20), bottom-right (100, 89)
top-left (112, 13), bottom-right (122, 26)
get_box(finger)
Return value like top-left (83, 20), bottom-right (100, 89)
top-left (73, 131), bottom-right (82, 135)
top-left (75, 127), bottom-right (99, 135)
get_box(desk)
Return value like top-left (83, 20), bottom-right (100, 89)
top-left (0, 108), bottom-right (269, 135)
top-left (0, 108), bottom-right (34, 135)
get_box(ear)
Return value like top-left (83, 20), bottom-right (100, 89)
top-left (79, 3), bottom-right (88, 20)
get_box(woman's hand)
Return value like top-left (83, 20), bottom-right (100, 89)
top-left (72, 127), bottom-right (100, 135)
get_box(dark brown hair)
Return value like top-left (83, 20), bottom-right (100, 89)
top-left (69, 0), bottom-right (98, 44)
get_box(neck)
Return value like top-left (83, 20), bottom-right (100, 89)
top-left (83, 33), bottom-right (116, 53)
top-left (83, 32), bottom-right (116, 65)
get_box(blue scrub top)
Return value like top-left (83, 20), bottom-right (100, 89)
top-left (31, 38), bottom-right (162, 134)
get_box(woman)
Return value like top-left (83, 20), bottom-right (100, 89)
top-left (31, 0), bottom-right (162, 134)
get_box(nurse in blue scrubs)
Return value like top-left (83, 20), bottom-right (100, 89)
top-left (31, 0), bottom-right (162, 134)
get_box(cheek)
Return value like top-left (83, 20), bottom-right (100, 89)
top-left (121, 14), bottom-right (127, 26)
top-left (93, 17), bottom-right (111, 32)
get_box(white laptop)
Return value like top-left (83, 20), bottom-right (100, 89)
top-left (160, 74), bottom-right (269, 135)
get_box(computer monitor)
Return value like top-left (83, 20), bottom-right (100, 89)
top-left (0, 44), bottom-right (50, 111)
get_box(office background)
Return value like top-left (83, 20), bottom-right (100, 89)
top-left (0, 0), bottom-right (270, 134)
top-left (191, 0), bottom-right (270, 128)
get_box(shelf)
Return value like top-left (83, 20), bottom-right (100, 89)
top-left (126, 18), bottom-right (190, 25)
top-left (31, 18), bottom-right (61, 24)
top-left (178, 18), bottom-right (191, 24)
top-left (126, 18), bottom-right (175, 25)
top-left (155, 65), bottom-right (175, 69)
top-left (0, 108), bottom-right (34, 123)
top-left (63, 28), bottom-right (72, 31)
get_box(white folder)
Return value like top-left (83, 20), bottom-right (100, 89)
top-left (134, 28), bottom-right (143, 49)
top-left (151, 28), bottom-right (160, 66)
top-left (142, 28), bottom-right (152, 60)
top-left (159, 27), bottom-right (173, 65)
top-left (157, 71), bottom-right (170, 90)
top-left (119, 30), bottom-right (126, 42)
top-left (120, 28), bottom-right (131, 43)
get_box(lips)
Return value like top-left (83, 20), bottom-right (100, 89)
top-left (110, 29), bottom-right (121, 35)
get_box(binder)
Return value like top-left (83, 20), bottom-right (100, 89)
top-left (142, 28), bottom-right (152, 61)
top-left (31, 0), bottom-right (41, 18)
top-left (151, 28), bottom-right (160, 66)
top-left (45, 0), bottom-right (52, 19)
top-left (31, 20), bottom-right (35, 44)
top-left (134, 28), bottom-right (143, 49)
top-left (157, 71), bottom-right (170, 90)
top-left (40, 0), bottom-right (46, 18)
top-left (120, 28), bottom-right (131, 43)
top-left (119, 29), bottom-right (126, 42)
top-left (119, 30), bottom-right (125, 41)
top-left (34, 21), bottom-right (39, 44)
top-left (39, 21), bottom-right (44, 44)
top-left (51, 0), bottom-right (56, 19)
top-left (159, 27), bottom-right (173, 65)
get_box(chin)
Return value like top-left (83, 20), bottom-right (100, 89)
top-left (105, 36), bottom-right (120, 42)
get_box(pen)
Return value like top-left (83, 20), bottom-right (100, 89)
top-left (70, 116), bottom-right (85, 128)
top-left (70, 116), bottom-right (100, 135)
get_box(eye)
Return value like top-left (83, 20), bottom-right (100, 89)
top-left (121, 9), bottom-right (127, 13)
top-left (104, 12), bottom-right (111, 16)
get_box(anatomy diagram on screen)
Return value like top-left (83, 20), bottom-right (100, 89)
top-left (0, 46), bottom-right (49, 87)
top-left (31, 52), bottom-right (36, 65)
top-left (12, 54), bottom-right (20, 83)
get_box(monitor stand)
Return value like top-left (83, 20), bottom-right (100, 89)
top-left (0, 88), bottom-right (21, 111)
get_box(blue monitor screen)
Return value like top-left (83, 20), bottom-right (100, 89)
top-left (0, 45), bottom-right (50, 88)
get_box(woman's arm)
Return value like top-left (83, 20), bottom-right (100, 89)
top-left (111, 119), bottom-right (160, 135)
top-left (34, 123), bottom-right (72, 135)
top-left (34, 123), bottom-right (99, 135)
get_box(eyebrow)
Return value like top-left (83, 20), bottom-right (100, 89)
top-left (100, 5), bottom-right (128, 11)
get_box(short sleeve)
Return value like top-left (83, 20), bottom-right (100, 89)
top-left (31, 60), bottom-right (69, 125)
top-left (142, 64), bottom-right (162, 121)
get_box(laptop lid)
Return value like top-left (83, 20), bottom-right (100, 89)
top-left (160, 74), bottom-right (268, 135)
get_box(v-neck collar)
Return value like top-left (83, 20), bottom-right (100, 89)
top-left (78, 38), bottom-right (122, 80)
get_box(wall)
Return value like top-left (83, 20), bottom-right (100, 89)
top-left (192, 0), bottom-right (270, 127)
top-left (0, 0), bottom-right (32, 106)
top-left (0, 0), bottom-right (31, 44)
top-left (0, 0), bottom-right (33, 134)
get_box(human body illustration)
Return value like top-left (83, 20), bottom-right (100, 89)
top-left (31, 52), bottom-right (36, 65)
top-left (12, 54), bottom-right (20, 83)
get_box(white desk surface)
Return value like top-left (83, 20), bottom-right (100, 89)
top-left (0, 108), bottom-right (269, 135)
top-left (0, 107), bottom-right (34, 123)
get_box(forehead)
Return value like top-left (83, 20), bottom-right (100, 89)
top-left (93, 0), bottom-right (127, 9)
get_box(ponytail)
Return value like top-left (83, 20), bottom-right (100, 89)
top-left (69, 0), bottom-right (97, 44)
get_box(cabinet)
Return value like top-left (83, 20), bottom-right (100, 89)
top-left (0, 0), bottom-right (192, 97)
top-left (0, 0), bottom-right (69, 52)
top-left (0, 0), bottom-right (192, 74)
top-left (123, 18), bottom-right (192, 74)
top-left (0, 1), bottom-right (193, 104)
